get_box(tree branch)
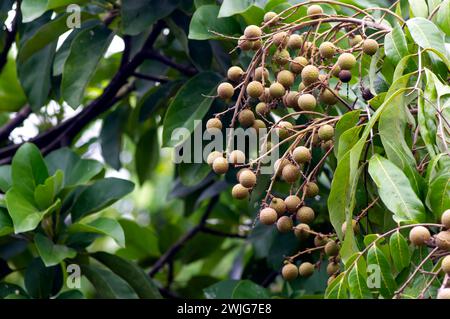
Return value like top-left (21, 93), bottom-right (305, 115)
top-left (200, 227), bottom-right (247, 239)
top-left (133, 72), bottom-right (169, 83)
top-left (0, 0), bottom-right (21, 74)
top-left (0, 105), bottom-right (31, 142)
top-left (145, 50), bottom-right (198, 76)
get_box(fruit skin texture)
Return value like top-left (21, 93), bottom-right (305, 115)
top-left (297, 206), bottom-right (315, 224)
top-left (227, 66), bottom-right (244, 82)
top-left (264, 11), bottom-right (278, 24)
top-left (232, 184), bottom-right (249, 200)
top-left (206, 118), bottom-right (222, 132)
top-left (435, 231), bottom-right (450, 251)
top-left (285, 195), bottom-right (301, 212)
top-left (362, 39), bottom-right (379, 56)
top-left (288, 34), bottom-right (303, 49)
top-left (274, 158), bottom-right (290, 176)
top-left (290, 56), bottom-right (308, 73)
top-left (259, 207), bottom-right (278, 225)
top-left (337, 53), bottom-right (356, 70)
top-left (319, 88), bottom-right (338, 105)
top-left (282, 263), bottom-right (298, 281)
top-left (207, 151), bottom-right (223, 166)
top-left (238, 109), bottom-right (255, 128)
top-left (254, 67), bottom-right (269, 81)
top-left (304, 182), bottom-right (319, 198)
top-left (273, 49), bottom-right (290, 65)
top-left (277, 216), bottom-right (294, 233)
top-left (327, 262), bottom-right (340, 276)
top-left (441, 255), bottom-right (450, 274)
top-left (269, 82), bottom-right (286, 98)
top-left (277, 70), bottom-right (295, 88)
top-left (307, 5), bottom-right (323, 17)
top-left (437, 288), bottom-right (450, 299)
top-left (217, 82), bottom-right (234, 99)
top-left (314, 235), bottom-right (328, 247)
top-left (298, 262), bottom-right (315, 277)
top-left (294, 223), bottom-right (310, 240)
top-left (272, 31), bottom-right (289, 47)
top-left (244, 25), bottom-right (262, 39)
top-left (338, 70), bottom-right (352, 83)
top-left (282, 164), bottom-right (300, 183)
top-left (238, 36), bottom-right (253, 51)
top-left (350, 35), bottom-right (363, 46)
top-left (255, 102), bottom-right (269, 115)
top-left (239, 169), bottom-right (256, 188)
top-left (301, 65), bottom-right (319, 85)
top-left (293, 146), bottom-right (311, 164)
top-left (319, 42), bottom-right (335, 59)
top-left (229, 150), bottom-right (245, 165)
top-left (297, 93), bottom-right (317, 111)
top-left (318, 124), bottom-right (334, 141)
top-left (409, 226), bottom-right (431, 246)
top-left (212, 157), bottom-right (229, 174)
top-left (252, 119), bottom-right (266, 131)
top-left (284, 91), bottom-right (300, 109)
top-left (325, 241), bottom-right (339, 256)
top-left (442, 209), bottom-right (450, 229)
top-left (270, 197), bottom-right (286, 216)
top-left (246, 81), bottom-right (264, 98)
top-left (276, 121), bottom-right (293, 140)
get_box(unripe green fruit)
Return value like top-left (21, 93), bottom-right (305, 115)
top-left (307, 4), bottom-right (323, 17)
top-left (337, 53), bottom-right (356, 70)
top-left (437, 288), bottom-right (450, 299)
top-left (264, 11), bottom-right (279, 24)
top-left (277, 70), bottom-right (295, 88)
top-left (239, 169), bottom-right (256, 188)
top-left (293, 146), bottom-right (311, 164)
top-left (207, 151), bottom-right (223, 166)
top-left (244, 25), bottom-right (262, 39)
top-left (284, 91), bottom-right (300, 109)
top-left (297, 93), bottom-right (316, 111)
top-left (290, 56), bottom-right (308, 73)
top-left (282, 164), bottom-right (300, 183)
top-left (441, 209), bottom-right (450, 229)
top-left (238, 109), bottom-right (255, 128)
top-left (277, 216), bottom-right (294, 233)
top-left (269, 82), bottom-right (286, 98)
top-left (436, 231), bottom-right (450, 251)
top-left (274, 158), bottom-right (290, 175)
top-left (217, 82), bottom-right (234, 99)
top-left (229, 150), bottom-right (245, 165)
top-left (319, 42), bottom-right (336, 59)
top-left (254, 67), bottom-right (269, 81)
top-left (327, 262), bottom-right (340, 276)
top-left (227, 66), bottom-right (244, 82)
top-left (341, 219), bottom-right (359, 235)
top-left (238, 36), bottom-right (253, 51)
top-left (441, 255), bottom-right (450, 274)
top-left (325, 241), bottom-right (339, 256)
top-left (255, 102), bottom-right (269, 115)
top-left (318, 124), bottom-right (334, 141)
top-left (301, 65), bottom-right (319, 85)
top-left (319, 88), bottom-right (338, 105)
top-left (294, 223), bottom-right (310, 240)
top-left (350, 35), bottom-right (363, 47)
top-left (338, 70), bottom-right (352, 83)
top-left (232, 184), bottom-right (249, 200)
top-left (212, 156), bottom-right (229, 174)
top-left (276, 121), bottom-right (293, 140)
top-left (252, 119), bottom-right (266, 131)
top-left (331, 64), bottom-right (341, 77)
top-left (206, 118), bottom-right (222, 133)
top-left (287, 34), bottom-right (303, 49)
top-left (297, 206), bottom-right (315, 224)
top-left (247, 81), bottom-right (264, 98)
top-left (282, 263), bottom-right (298, 281)
top-left (298, 262), bottom-right (315, 277)
top-left (285, 195), bottom-right (301, 212)
top-left (362, 39), bottom-right (379, 56)
top-left (260, 207), bottom-right (278, 225)
top-left (298, 82), bottom-right (306, 92)
top-left (273, 49), bottom-right (290, 65)
top-left (409, 226), bottom-right (431, 246)
top-left (304, 182), bottom-right (319, 198)
top-left (272, 31), bottom-right (289, 47)
top-left (270, 197), bottom-right (286, 216)
top-left (314, 235), bottom-right (328, 247)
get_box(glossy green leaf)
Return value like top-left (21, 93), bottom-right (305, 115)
top-left (366, 245), bottom-right (397, 298)
top-left (135, 128), bottom-right (159, 185)
top-left (384, 26), bottom-right (408, 65)
top-left (337, 126), bottom-right (362, 161)
top-left (189, 5), bottom-right (241, 40)
top-left (408, 0), bottom-right (428, 17)
top-left (0, 208), bottom-right (13, 236)
top-left (179, 162), bottom-right (211, 186)
top-left (324, 272), bottom-right (348, 299)
top-left (34, 233), bottom-right (76, 267)
top-left (24, 257), bottom-right (63, 299)
top-left (389, 231), bottom-right (411, 271)
top-left (204, 280), bottom-right (269, 299)
top-left (334, 110), bottom-right (360, 158)
top-left (426, 173), bottom-right (450, 219)
top-left (0, 165), bottom-right (12, 193)
top-left (56, 290), bottom-right (84, 299)
top-left (0, 54), bottom-right (27, 111)
top-left (218, 0), bottom-right (264, 25)
top-left (34, 170), bottom-right (64, 210)
top-left (68, 217), bottom-right (125, 247)
top-left (436, 0), bottom-right (450, 35)
top-left (348, 257), bottom-right (372, 299)
top-left (116, 219), bottom-right (160, 259)
top-left (21, 0), bottom-right (88, 22)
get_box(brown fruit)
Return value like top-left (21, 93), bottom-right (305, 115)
top-left (239, 169), bottom-right (256, 188)
top-left (327, 275), bottom-right (336, 286)
top-left (229, 150), bottom-right (245, 165)
top-left (244, 25), bottom-right (262, 39)
top-left (207, 151), bottom-right (223, 165)
top-left (287, 34), bottom-right (303, 49)
top-left (298, 82), bottom-right (306, 92)
top-left (273, 49), bottom-right (291, 65)
top-left (247, 81), bottom-right (264, 98)
top-left (297, 93), bottom-right (316, 111)
top-left (277, 70), bottom-right (295, 88)
top-left (350, 35), bottom-right (363, 47)
top-left (341, 220), bottom-right (359, 235)
top-left (307, 4), bottom-right (323, 17)
top-left (298, 262), bottom-right (315, 277)
top-left (284, 91), bottom-right (300, 109)
top-left (409, 226), bottom-right (431, 246)
top-left (217, 82), bottom-right (234, 99)
top-left (212, 156), bottom-right (229, 174)
top-left (293, 146), bottom-right (311, 164)
top-left (301, 65), bottom-right (319, 85)
top-left (441, 209), bottom-right (450, 229)
top-left (232, 184), bottom-right (249, 200)
top-left (337, 53), bottom-right (356, 70)
top-left (327, 262), bottom-right (340, 276)
top-left (290, 56), bottom-right (308, 73)
top-left (274, 158), bottom-right (290, 175)
top-left (331, 64), bottom-right (341, 77)
top-left (254, 66), bottom-right (269, 81)
top-left (206, 118), bottom-right (222, 133)
top-left (269, 82), bottom-right (286, 98)
top-left (319, 42), bottom-right (336, 59)
top-left (252, 119), bottom-right (266, 131)
top-left (319, 88), bottom-right (338, 105)
top-left (277, 216), bottom-right (294, 233)
top-left (238, 109), bottom-right (255, 128)
top-left (272, 31), bottom-right (289, 47)
top-left (436, 231), bottom-right (450, 251)
top-left (259, 88), bottom-right (271, 102)
top-left (255, 102), bottom-right (269, 115)
top-left (362, 39), bottom-right (379, 56)
top-left (270, 197), bottom-right (286, 216)
top-left (297, 206), bottom-right (315, 224)
top-left (437, 288), bottom-right (450, 299)
top-left (321, 140), bottom-right (334, 152)
top-left (338, 70), bottom-right (352, 83)
top-left (318, 124), bottom-right (334, 141)
top-left (282, 263), bottom-right (298, 281)
top-left (251, 39), bottom-right (262, 50)
top-left (227, 66), bottom-right (244, 82)
top-left (282, 164), bottom-right (300, 183)
top-left (259, 207), bottom-right (278, 225)
top-left (285, 195), bottom-right (301, 212)
top-left (238, 36), bottom-right (253, 51)
top-left (294, 223), bottom-right (310, 240)
top-left (276, 121), bottom-right (293, 140)
top-left (314, 235), bottom-right (328, 247)
top-left (325, 241), bottom-right (339, 256)
top-left (304, 182), bottom-right (319, 198)
top-left (362, 87), bottom-right (374, 101)
top-left (441, 255), bottom-right (450, 274)
top-left (263, 11), bottom-right (279, 24)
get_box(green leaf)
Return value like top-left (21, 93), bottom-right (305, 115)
top-left (21, 0), bottom-right (88, 22)
top-left (34, 233), bottom-right (76, 267)
top-left (62, 25), bottom-right (114, 108)
top-left (348, 257), bottom-right (372, 299)
top-left (92, 252), bottom-right (162, 299)
top-left (436, 0), bottom-right (450, 36)
top-left (162, 72), bottom-right (221, 147)
top-left (34, 170), bottom-right (64, 210)
top-left (56, 290), bottom-right (84, 299)
top-left (384, 26), bottom-right (408, 65)
top-left (368, 154), bottom-right (426, 223)
top-left (0, 165), bottom-right (12, 193)
top-left (408, 0), bottom-right (428, 17)
top-left (0, 54), bottom-right (27, 112)
top-left (218, 0), bottom-right (264, 25)
top-left (25, 257), bottom-right (63, 299)
top-left (135, 128), bottom-right (159, 185)
top-left (337, 126), bottom-right (362, 161)
top-left (324, 272), bottom-right (348, 299)
top-left (366, 245), bottom-right (397, 298)
top-left (204, 280), bottom-right (269, 299)
top-left (426, 173), bottom-right (450, 219)
top-left (0, 282), bottom-right (27, 299)
top-left (116, 219), bottom-right (160, 259)
top-left (0, 208), bottom-right (13, 236)
top-left (68, 217), bottom-right (125, 247)
top-left (334, 110), bottom-right (360, 158)
top-left (179, 162), bottom-right (211, 186)
top-left (189, 5), bottom-right (241, 40)
top-left (389, 230), bottom-right (411, 271)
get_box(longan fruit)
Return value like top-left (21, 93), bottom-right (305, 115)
top-left (441, 255), bottom-right (450, 274)
top-left (276, 121), bottom-right (293, 140)
top-left (337, 53), bottom-right (356, 70)
top-left (277, 216), bottom-right (294, 233)
top-left (251, 39), bottom-right (262, 50)
top-left (281, 263), bottom-right (298, 281)
top-left (272, 31), bottom-right (289, 47)
top-left (307, 4), bottom-right (323, 17)
top-left (302, 41), bottom-right (315, 55)
top-left (338, 70), bottom-right (352, 83)
top-left (282, 164), bottom-right (300, 183)
top-left (441, 209), bottom-right (450, 229)
top-left (284, 91), bottom-right (300, 109)
top-left (298, 262), bottom-right (315, 277)
top-left (294, 223), bottom-right (310, 240)
top-left (436, 231), bottom-right (450, 251)
top-left (290, 56), bottom-right (308, 74)
top-left (285, 195), bottom-right (301, 212)
top-left (229, 150), bottom-right (245, 165)
top-left (259, 207), bottom-right (278, 225)
top-left (301, 65), bottom-right (319, 85)
top-left (293, 146), bottom-right (311, 164)
top-left (212, 156), bottom-right (229, 174)
top-left (273, 49), bottom-right (290, 65)
top-left (327, 262), bottom-right (340, 276)
top-left (207, 151), bottom-right (223, 165)
top-left (287, 34), bottom-right (303, 49)
top-left (206, 118), bottom-right (222, 133)
top-left (314, 235), bottom-right (328, 247)
top-left (325, 241), bottom-right (339, 256)
top-left (327, 275), bottom-right (336, 286)
top-left (244, 25), bottom-right (262, 39)
top-left (274, 158), bottom-right (290, 176)
top-left (437, 288), bottom-right (450, 299)
top-left (297, 93), bottom-right (316, 111)
top-left (318, 73), bottom-right (327, 83)
top-left (227, 66), bottom-right (244, 82)
top-left (217, 82), bottom-right (234, 99)
top-left (319, 88), bottom-right (338, 105)
top-left (321, 140), bottom-right (334, 152)
top-left (318, 124), bottom-right (334, 141)
top-left (238, 109), bottom-right (255, 128)
top-left (232, 184), bottom-right (249, 200)
top-left (304, 182), bottom-right (319, 198)
top-left (341, 220), bottom-right (359, 235)
top-left (331, 64), bottom-right (341, 77)
top-left (252, 119), bottom-right (266, 131)
top-left (270, 197), bottom-right (286, 216)
top-left (409, 226), bottom-right (431, 246)
top-left (298, 82), bottom-right (306, 92)
top-left (277, 70), bottom-right (295, 88)
top-left (239, 169), bottom-right (256, 188)
top-left (254, 66), bottom-right (269, 81)
top-left (269, 82), bottom-right (286, 98)
top-left (264, 11), bottom-right (279, 24)
top-left (238, 36), bottom-right (253, 51)
top-left (297, 206), bottom-right (315, 224)
top-left (350, 35), bottom-right (363, 47)
top-left (362, 39), bottom-right (379, 56)
top-left (319, 42), bottom-right (336, 59)
top-left (362, 87), bottom-right (374, 101)
top-left (247, 81), bottom-right (264, 98)
top-left (259, 88), bottom-right (271, 102)
top-left (255, 102), bottom-right (269, 115)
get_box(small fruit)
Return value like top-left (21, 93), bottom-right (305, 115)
top-left (270, 197), bottom-right (286, 216)
top-left (285, 195), bottom-right (301, 212)
top-left (277, 216), bottom-right (294, 233)
top-left (441, 255), bottom-right (450, 274)
top-left (247, 81), bottom-right (264, 98)
top-left (287, 34), bottom-right (303, 49)
top-left (276, 121), bottom-right (293, 140)
top-left (273, 49), bottom-right (290, 65)
top-left (229, 150), bottom-right (245, 165)
top-left (227, 66), bottom-right (244, 82)
top-left (254, 67), bottom-right (269, 81)
top-left (327, 275), bottom-right (336, 286)
top-left (331, 64), bottom-right (341, 77)
top-left (319, 42), bottom-right (336, 59)
top-left (252, 39), bottom-right (262, 50)
top-left (362, 39), bottom-right (379, 56)
top-left (321, 140), bottom-right (334, 151)
top-left (350, 35), bottom-right (363, 47)
top-left (252, 119), bottom-right (266, 131)
top-left (282, 164), bottom-right (300, 183)
top-left (277, 70), bottom-right (295, 88)
top-left (314, 235), bottom-right (328, 247)
top-left (318, 74), bottom-right (327, 83)
top-left (301, 65), bottom-right (320, 85)
top-left (319, 88), bottom-right (338, 105)
top-left (232, 184), bottom-right (249, 200)
top-left (260, 207), bottom-right (278, 225)
top-left (282, 263), bottom-right (298, 281)
top-left (327, 262), bottom-right (340, 276)
top-left (325, 241), bottom-right (339, 256)
top-left (297, 93), bottom-right (317, 111)
top-left (206, 118), bottom-right (222, 133)
top-left (244, 25), bottom-right (262, 39)
top-left (298, 82), bottom-right (306, 91)
top-left (298, 262), bottom-right (315, 277)
top-left (264, 11), bottom-right (278, 24)
top-left (441, 209), bottom-right (450, 229)
top-left (293, 146), bottom-right (311, 164)
top-left (307, 4), bottom-right (323, 17)
top-left (341, 220), bottom-right (359, 235)
top-left (304, 182), bottom-right (319, 198)
top-left (297, 206), bottom-right (315, 224)
top-left (212, 156), bottom-right (229, 174)
top-left (238, 109), bottom-right (255, 128)
top-left (269, 82), bottom-right (286, 98)
top-left (259, 88), bottom-right (271, 102)
top-left (409, 226), bottom-right (431, 246)
top-left (294, 223), bottom-right (310, 240)
top-left (217, 82), bottom-right (234, 99)
top-left (239, 169), bottom-right (256, 188)
top-left (274, 158), bottom-right (290, 175)
top-left (338, 70), bottom-right (352, 83)
top-left (284, 91), bottom-right (300, 109)
top-left (255, 102), bottom-right (269, 115)
top-left (290, 56), bottom-right (308, 73)
top-left (337, 53), bottom-right (356, 70)
top-left (437, 288), bottom-right (450, 299)
top-left (238, 36), bottom-right (253, 51)
top-left (362, 87), bottom-right (374, 100)
top-left (318, 124), bottom-right (334, 141)
top-left (207, 151), bottom-right (223, 165)
top-left (435, 231), bottom-right (450, 251)
top-left (272, 31), bottom-right (289, 47)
